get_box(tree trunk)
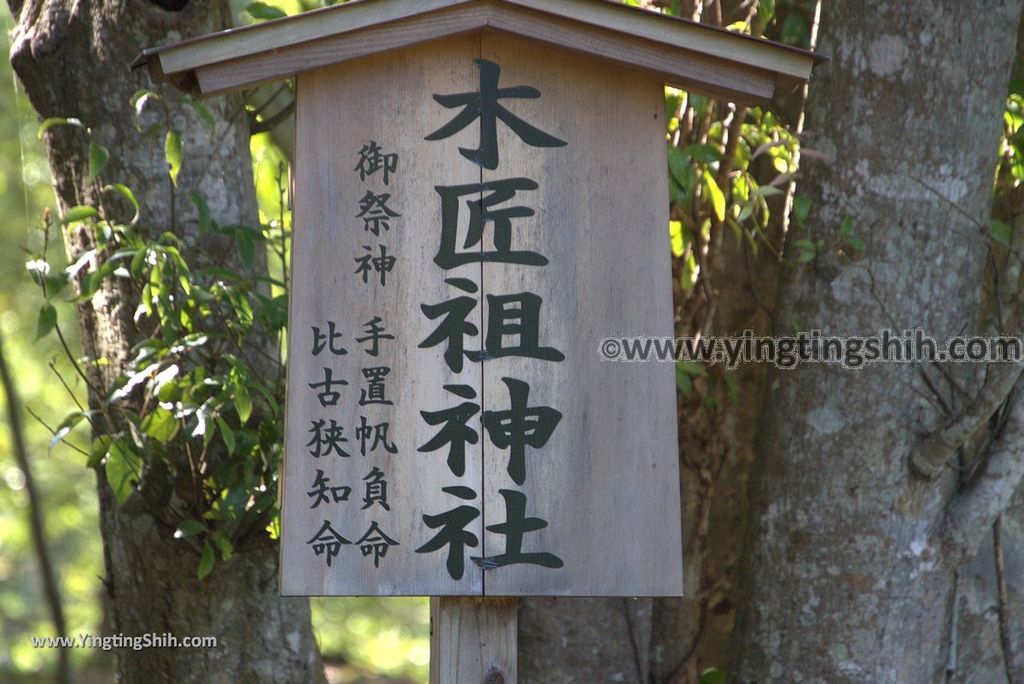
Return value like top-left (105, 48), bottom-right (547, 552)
top-left (518, 598), bottom-right (653, 683)
top-left (7, 2), bottom-right (323, 682)
top-left (735, 1), bottom-right (1024, 682)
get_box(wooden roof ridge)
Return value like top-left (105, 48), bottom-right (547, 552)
top-left (134, 0), bottom-right (823, 103)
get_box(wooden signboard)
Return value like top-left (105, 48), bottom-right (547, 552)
top-left (139, 0), bottom-right (818, 603)
top-left (280, 31), bottom-right (682, 597)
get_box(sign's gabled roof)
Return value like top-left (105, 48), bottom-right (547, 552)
top-left (134, 0), bottom-right (821, 103)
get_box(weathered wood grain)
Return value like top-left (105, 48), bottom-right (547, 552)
top-left (430, 597), bottom-right (518, 683)
top-left (142, 0), bottom-right (816, 103)
top-left (281, 34), bottom-right (485, 596)
top-left (477, 30), bottom-right (683, 597)
top-left (282, 30), bottom-right (682, 597)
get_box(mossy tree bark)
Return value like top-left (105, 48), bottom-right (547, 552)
top-left (735, 2), bottom-right (1024, 682)
top-left (6, 2), bottom-right (324, 682)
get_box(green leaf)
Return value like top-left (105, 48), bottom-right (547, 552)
top-left (211, 532), bottom-right (234, 560)
top-left (197, 541), bottom-right (215, 580)
top-left (793, 195), bottom-right (811, 226)
top-left (703, 170), bottom-right (726, 222)
top-left (35, 303), bottom-right (57, 340)
top-left (104, 439), bottom-right (140, 505)
top-left (683, 143), bottom-right (724, 163)
top-left (781, 12), bottom-right (809, 46)
top-left (105, 184), bottom-right (140, 224)
top-left (678, 360), bottom-right (706, 377)
top-left (753, 185), bottom-right (784, 198)
top-left (49, 411), bottom-right (89, 452)
top-left (77, 260), bottom-right (117, 303)
top-left (244, 1), bottom-right (287, 20)
top-left (991, 219), bottom-right (1012, 246)
top-left (131, 90), bottom-right (161, 119)
top-left (61, 205), bottom-right (99, 223)
top-left (235, 385), bottom-right (253, 425)
top-left (189, 193), bottom-right (212, 233)
top-left (174, 520), bottom-right (206, 539)
top-left (235, 229), bottom-right (256, 268)
top-left (141, 407), bottom-right (180, 444)
top-left (216, 416), bottom-right (237, 455)
top-left (88, 435), bottom-right (114, 469)
top-left (700, 668), bottom-right (727, 684)
top-left (669, 220), bottom-right (685, 258)
top-left (668, 145), bottom-right (695, 192)
top-left (37, 117), bottom-right (83, 139)
top-left (88, 141), bottom-right (110, 179)
top-left (165, 130), bottom-right (183, 185)
top-left (675, 364), bottom-right (692, 395)
top-left (184, 98), bottom-right (216, 128)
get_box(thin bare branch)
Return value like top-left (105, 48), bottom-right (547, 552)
top-left (0, 329), bottom-right (72, 684)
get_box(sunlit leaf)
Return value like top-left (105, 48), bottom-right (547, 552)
top-left (703, 170), bottom-right (726, 222)
top-left (669, 220), bottom-right (685, 257)
top-left (104, 439), bottom-right (141, 505)
top-left (37, 117), bottom-right (83, 138)
top-left (235, 385), bottom-right (253, 425)
top-left (61, 205), bottom-right (99, 223)
top-left (244, 1), bottom-right (287, 20)
top-left (165, 130), bottom-right (183, 185)
top-left (141, 407), bottom-right (180, 444)
top-left (49, 411), bottom-right (90, 452)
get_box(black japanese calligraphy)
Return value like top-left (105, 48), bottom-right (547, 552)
top-left (482, 377), bottom-right (562, 486)
top-left (433, 179), bottom-right (545, 269)
top-left (356, 416), bottom-right (398, 456)
top-left (358, 366), bottom-right (394, 406)
top-left (307, 469), bottom-right (352, 508)
top-left (356, 521), bottom-right (399, 568)
top-left (425, 58), bottom-right (566, 170)
top-left (472, 489), bottom-right (563, 569)
top-left (307, 419), bottom-right (351, 459)
top-left (418, 384), bottom-right (479, 477)
top-left (312, 321), bottom-right (348, 356)
top-left (361, 466), bottom-right (391, 511)
top-left (356, 191), bottom-right (401, 236)
top-left (307, 520), bottom-right (351, 568)
top-left (309, 367), bottom-right (348, 407)
top-left (419, 278), bottom-right (479, 373)
top-left (416, 485), bottom-right (480, 580)
top-left (354, 244), bottom-right (397, 286)
top-left (356, 316), bottom-right (395, 356)
top-left (354, 141), bottom-right (398, 184)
